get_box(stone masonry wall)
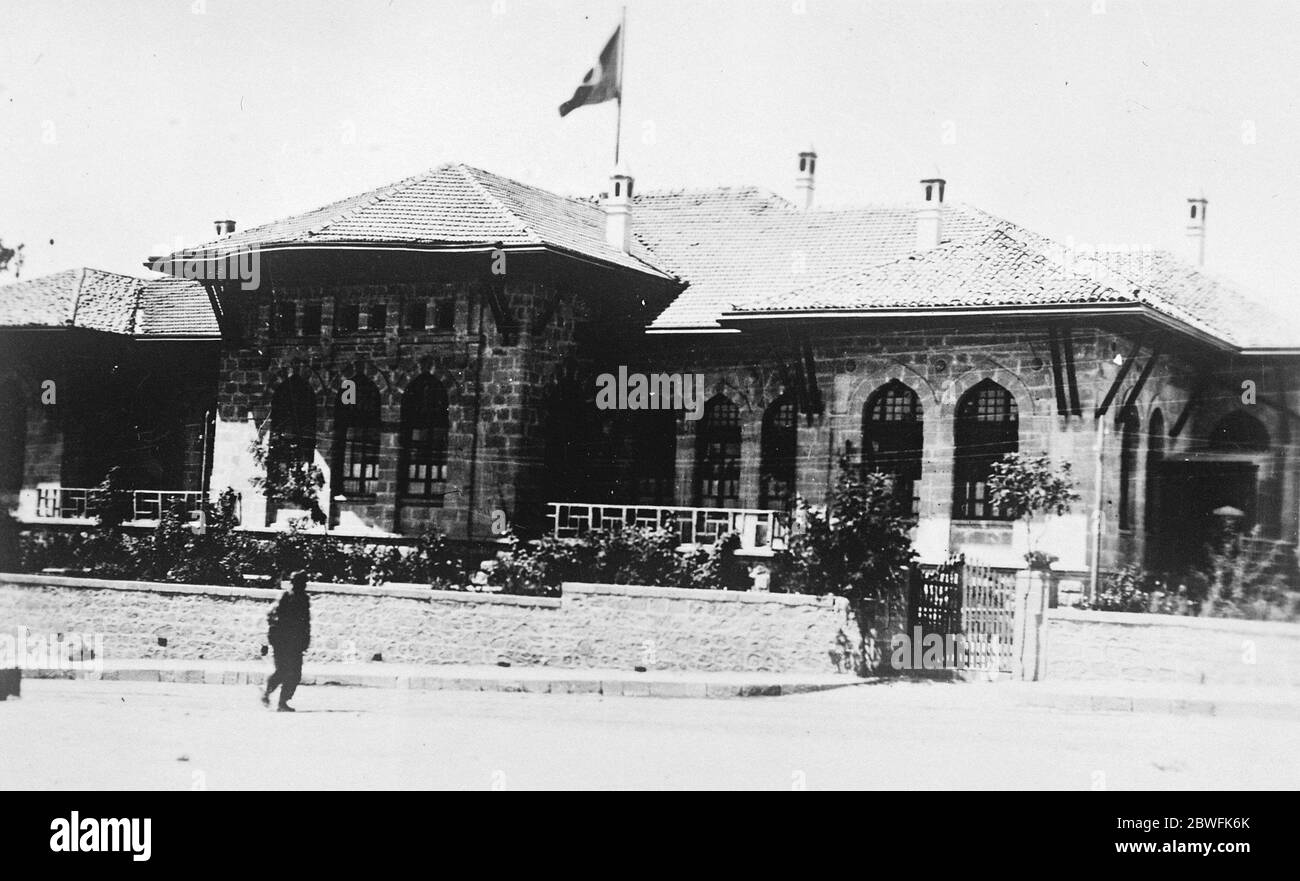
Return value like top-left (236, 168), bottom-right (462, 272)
top-left (0, 573), bottom-right (852, 674)
top-left (1047, 607), bottom-right (1300, 686)
top-left (207, 275), bottom-right (584, 541)
top-left (648, 322), bottom-right (1300, 575)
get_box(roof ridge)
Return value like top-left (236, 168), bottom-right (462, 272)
top-left (131, 275), bottom-right (145, 335)
top-left (745, 225), bottom-right (1122, 313)
top-left (69, 267), bottom-right (88, 326)
top-left (634, 185), bottom-right (795, 206)
top-left (636, 184), bottom-right (773, 195)
top-left (309, 166), bottom-right (445, 237)
top-left (454, 164), bottom-right (543, 244)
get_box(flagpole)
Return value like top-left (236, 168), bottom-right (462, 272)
top-left (615, 6), bottom-right (626, 165)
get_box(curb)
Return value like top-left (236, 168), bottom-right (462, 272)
top-left (1014, 691), bottom-right (1300, 720)
top-left (19, 666), bottom-right (1297, 716)
top-left (18, 665), bottom-right (867, 699)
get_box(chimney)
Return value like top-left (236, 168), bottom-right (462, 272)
top-left (603, 166), bottom-right (633, 252)
top-left (214, 219), bottom-right (236, 238)
top-left (1186, 197), bottom-right (1207, 266)
top-left (916, 178), bottom-right (945, 250)
top-left (795, 147), bottom-right (817, 209)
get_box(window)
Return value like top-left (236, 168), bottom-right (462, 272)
top-left (335, 303), bottom-right (359, 336)
top-left (406, 301), bottom-right (427, 331)
top-left (630, 410), bottom-right (677, 505)
top-left (759, 393), bottom-right (797, 510)
top-left (1146, 409), bottom-right (1165, 541)
top-left (864, 381), bottom-right (923, 515)
top-left (368, 304), bottom-right (387, 332)
top-left (302, 303), bottom-right (322, 337)
top-left (1119, 408), bottom-right (1140, 530)
top-left (695, 394), bottom-right (741, 507)
top-left (0, 379), bottom-right (26, 497)
top-left (268, 377), bottom-right (316, 482)
top-left (953, 380), bottom-right (1018, 520)
top-left (333, 376), bottom-right (381, 496)
top-left (399, 374), bottom-right (450, 500)
top-left (435, 299), bottom-right (455, 330)
top-left (272, 302), bottom-right (295, 336)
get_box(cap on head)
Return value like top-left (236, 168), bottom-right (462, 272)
top-left (289, 570), bottom-right (309, 591)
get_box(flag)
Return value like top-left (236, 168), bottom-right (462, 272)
top-left (558, 25), bottom-right (622, 118)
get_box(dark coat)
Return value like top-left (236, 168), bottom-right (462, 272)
top-left (267, 588), bottom-right (311, 653)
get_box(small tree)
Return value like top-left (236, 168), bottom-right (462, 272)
top-left (771, 462), bottom-right (917, 675)
top-left (986, 452), bottom-right (1080, 570)
top-left (778, 461), bottom-right (916, 602)
top-left (0, 238), bottom-right (24, 278)
top-left (248, 439), bottom-right (326, 522)
top-left (87, 466), bottom-right (135, 527)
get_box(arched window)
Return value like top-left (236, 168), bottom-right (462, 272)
top-left (864, 381), bottom-right (923, 515)
top-left (628, 410), bottom-right (677, 505)
top-left (1146, 409), bottom-right (1165, 532)
top-left (759, 393), bottom-right (798, 510)
top-left (695, 394), bottom-right (741, 508)
top-left (333, 376), bottom-right (381, 497)
top-left (1118, 408), bottom-right (1140, 530)
top-left (269, 377), bottom-right (316, 480)
top-left (0, 379), bottom-right (26, 499)
top-left (399, 374), bottom-right (449, 500)
top-left (953, 379), bottom-right (1018, 520)
top-left (1208, 411), bottom-right (1269, 452)
top-left (542, 360), bottom-right (610, 505)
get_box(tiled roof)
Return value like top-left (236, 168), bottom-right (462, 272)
top-left (632, 192), bottom-right (1000, 329)
top-left (0, 269), bottom-right (217, 337)
top-left (157, 163), bottom-right (670, 279)
top-left (735, 229), bottom-right (1131, 313)
top-left (0, 268), bottom-right (139, 333)
top-left (136, 277), bottom-right (220, 337)
top-left (1089, 250), bottom-right (1294, 349)
top-left (725, 221), bottom-right (1293, 348)
top-left (143, 160), bottom-right (1295, 348)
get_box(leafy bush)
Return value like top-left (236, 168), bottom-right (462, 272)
top-left (1188, 528), bottom-right (1299, 620)
top-left (87, 466), bottom-right (135, 527)
top-left (248, 439), bottom-right (326, 521)
top-left (485, 526), bottom-right (756, 595)
top-left (1080, 544), bottom-right (1300, 621)
top-left (14, 490), bottom-right (468, 591)
top-left (1078, 564), bottom-right (1187, 614)
top-left (772, 464), bottom-right (916, 602)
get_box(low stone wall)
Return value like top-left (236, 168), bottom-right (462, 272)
top-left (0, 574), bottom-right (852, 674)
top-left (1047, 608), bottom-right (1300, 686)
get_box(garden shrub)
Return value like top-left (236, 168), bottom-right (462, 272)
top-left (485, 526), bottom-right (756, 595)
top-left (773, 464), bottom-right (915, 603)
top-left (13, 487), bottom-right (471, 591)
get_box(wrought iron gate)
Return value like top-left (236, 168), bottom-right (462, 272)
top-left (908, 554), bottom-right (1017, 674)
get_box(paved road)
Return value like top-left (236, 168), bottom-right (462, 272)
top-left (2, 679), bottom-right (1296, 789)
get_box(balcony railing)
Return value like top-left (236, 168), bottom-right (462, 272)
top-left (547, 502), bottom-right (790, 554)
top-left (29, 488), bottom-right (235, 525)
top-left (34, 487), bottom-right (91, 520)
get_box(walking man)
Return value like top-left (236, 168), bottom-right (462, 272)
top-left (262, 570), bottom-right (311, 712)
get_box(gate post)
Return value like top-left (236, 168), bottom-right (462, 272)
top-left (1013, 568), bottom-right (1050, 680)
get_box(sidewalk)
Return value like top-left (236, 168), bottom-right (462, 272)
top-left (16, 659), bottom-right (1300, 716)
top-left (19, 658), bottom-right (864, 699)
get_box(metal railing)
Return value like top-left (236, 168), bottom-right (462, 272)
top-left (34, 487), bottom-right (91, 520)
top-left (547, 502), bottom-right (790, 552)
top-left (31, 488), bottom-right (234, 524)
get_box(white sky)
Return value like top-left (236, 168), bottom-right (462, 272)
top-left (3, 0), bottom-right (1299, 324)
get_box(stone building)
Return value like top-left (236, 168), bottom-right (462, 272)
top-left (5, 153), bottom-right (1299, 587)
top-left (0, 268), bottom-right (219, 527)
